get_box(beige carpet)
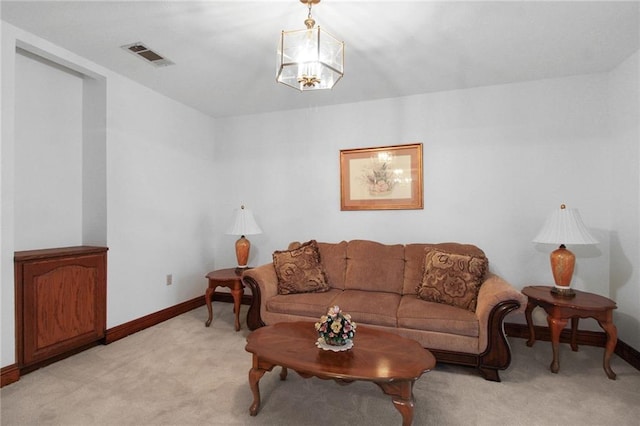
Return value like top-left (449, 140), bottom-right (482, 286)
top-left (1, 303), bottom-right (639, 425)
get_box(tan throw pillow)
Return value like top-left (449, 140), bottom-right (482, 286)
top-left (416, 249), bottom-right (488, 312)
top-left (273, 240), bottom-right (330, 295)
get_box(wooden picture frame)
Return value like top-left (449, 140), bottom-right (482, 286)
top-left (340, 143), bottom-right (423, 211)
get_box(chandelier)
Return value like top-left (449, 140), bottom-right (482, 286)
top-left (276, 0), bottom-right (344, 91)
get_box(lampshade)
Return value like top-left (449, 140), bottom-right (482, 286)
top-left (276, 0), bottom-right (344, 91)
top-left (532, 205), bottom-right (597, 245)
top-left (226, 206), bottom-right (262, 237)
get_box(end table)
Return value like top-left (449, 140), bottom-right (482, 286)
top-left (205, 268), bottom-right (245, 331)
top-left (522, 285), bottom-right (618, 379)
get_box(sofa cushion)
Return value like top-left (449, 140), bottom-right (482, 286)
top-left (330, 289), bottom-right (400, 327)
top-left (397, 296), bottom-right (479, 337)
top-left (317, 241), bottom-right (348, 290)
top-left (345, 240), bottom-right (405, 294)
top-left (416, 249), bottom-right (488, 312)
top-left (266, 289), bottom-right (343, 318)
top-left (404, 243), bottom-right (486, 295)
top-left (273, 240), bottom-right (330, 295)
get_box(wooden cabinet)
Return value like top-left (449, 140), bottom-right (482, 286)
top-left (14, 246), bottom-right (108, 370)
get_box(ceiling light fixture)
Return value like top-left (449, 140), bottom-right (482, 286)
top-left (276, 0), bottom-right (344, 91)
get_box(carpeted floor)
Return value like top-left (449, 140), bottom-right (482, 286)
top-left (1, 303), bottom-right (639, 425)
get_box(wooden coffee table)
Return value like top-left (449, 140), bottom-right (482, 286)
top-left (245, 321), bottom-right (436, 426)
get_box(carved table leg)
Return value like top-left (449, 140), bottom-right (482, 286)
top-left (597, 318), bottom-right (618, 380)
top-left (230, 286), bottom-right (243, 331)
top-left (204, 285), bottom-right (216, 327)
top-left (248, 367), bottom-right (266, 416)
top-left (547, 316), bottom-right (568, 374)
top-left (570, 317), bottom-right (579, 351)
top-left (524, 302), bottom-right (536, 347)
top-left (377, 380), bottom-right (415, 426)
top-left (279, 367), bottom-right (288, 381)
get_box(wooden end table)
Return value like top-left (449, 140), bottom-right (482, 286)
top-left (522, 285), bottom-right (618, 379)
top-left (205, 268), bottom-right (245, 331)
top-left (245, 321), bottom-right (436, 426)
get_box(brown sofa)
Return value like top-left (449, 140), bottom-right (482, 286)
top-left (243, 239), bottom-right (527, 381)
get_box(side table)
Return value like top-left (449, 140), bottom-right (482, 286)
top-left (205, 268), bottom-right (245, 331)
top-left (522, 285), bottom-right (618, 379)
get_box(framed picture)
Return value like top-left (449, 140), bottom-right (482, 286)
top-left (340, 143), bottom-right (423, 211)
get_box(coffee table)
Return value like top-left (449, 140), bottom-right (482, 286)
top-left (245, 321), bottom-right (436, 426)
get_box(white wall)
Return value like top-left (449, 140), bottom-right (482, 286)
top-left (1, 20), bottom-right (18, 369)
top-left (105, 76), bottom-right (217, 326)
top-left (14, 50), bottom-right (84, 250)
top-left (213, 74), bottom-right (611, 281)
top-left (608, 51), bottom-right (640, 350)
top-left (213, 64), bottom-right (638, 346)
top-left (1, 22), bottom-right (218, 367)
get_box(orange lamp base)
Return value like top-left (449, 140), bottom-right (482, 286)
top-left (550, 244), bottom-right (576, 298)
top-left (235, 236), bottom-right (251, 268)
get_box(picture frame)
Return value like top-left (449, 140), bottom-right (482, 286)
top-left (340, 143), bottom-right (423, 211)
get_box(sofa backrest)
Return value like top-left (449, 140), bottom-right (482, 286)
top-left (302, 239), bottom-right (486, 295)
top-left (345, 240), bottom-right (405, 294)
top-left (317, 241), bottom-right (348, 290)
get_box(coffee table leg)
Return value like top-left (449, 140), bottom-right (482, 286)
top-left (248, 367), bottom-right (266, 416)
top-left (280, 367), bottom-right (288, 381)
top-left (377, 381), bottom-right (415, 426)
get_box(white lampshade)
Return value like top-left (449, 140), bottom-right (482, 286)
top-left (226, 206), bottom-right (262, 236)
top-left (533, 204), bottom-right (597, 245)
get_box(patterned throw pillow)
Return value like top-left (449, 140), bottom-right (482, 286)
top-left (273, 240), bottom-right (330, 295)
top-left (416, 249), bottom-right (488, 312)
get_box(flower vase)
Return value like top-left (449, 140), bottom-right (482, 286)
top-left (314, 305), bottom-right (357, 352)
top-left (324, 336), bottom-right (347, 346)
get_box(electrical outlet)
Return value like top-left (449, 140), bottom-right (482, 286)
top-left (166, 274), bottom-right (172, 286)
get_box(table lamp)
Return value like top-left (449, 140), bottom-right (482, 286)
top-left (226, 205), bottom-right (262, 269)
top-left (532, 204), bottom-right (598, 297)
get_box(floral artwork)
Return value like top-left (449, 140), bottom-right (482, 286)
top-left (315, 305), bottom-right (356, 347)
top-left (340, 143), bottom-right (423, 210)
top-left (361, 152), bottom-right (402, 196)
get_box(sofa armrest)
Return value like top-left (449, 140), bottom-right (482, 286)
top-left (473, 273), bottom-right (527, 378)
top-left (477, 273), bottom-right (527, 319)
top-left (242, 263), bottom-right (278, 330)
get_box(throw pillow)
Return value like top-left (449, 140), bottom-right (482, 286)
top-left (273, 240), bottom-right (330, 295)
top-left (416, 249), bottom-right (488, 312)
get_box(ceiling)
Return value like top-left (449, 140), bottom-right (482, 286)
top-left (2, 1), bottom-right (639, 118)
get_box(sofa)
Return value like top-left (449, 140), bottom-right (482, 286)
top-left (243, 239), bottom-right (527, 381)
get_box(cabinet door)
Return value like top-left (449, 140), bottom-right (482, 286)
top-left (22, 253), bottom-right (106, 365)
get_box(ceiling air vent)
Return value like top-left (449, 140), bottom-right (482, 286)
top-left (121, 42), bottom-right (174, 67)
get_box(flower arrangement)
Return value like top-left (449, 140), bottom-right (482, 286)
top-left (361, 155), bottom-right (399, 196)
top-left (315, 305), bottom-right (356, 347)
